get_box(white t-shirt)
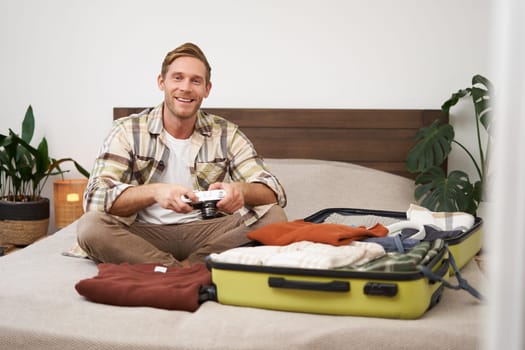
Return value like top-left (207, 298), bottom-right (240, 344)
top-left (137, 131), bottom-right (201, 224)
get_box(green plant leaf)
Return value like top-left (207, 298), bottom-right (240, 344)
top-left (472, 179), bottom-right (483, 203)
top-left (48, 158), bottom-right (88, 177)
top-left (74, 161), bottom-right (91, 178)
top-left (21, 105), bottom-right (35, 144)
top-left (441, 88), bottom-right (471, 116)
top-left (471, 75), bottom-right (493, 132)
top-left (414, 167), bottom-right (477, 214)
top-left (406, 120), bottom-right (454, 173)
top-left (35, 137), bottom-right (51, 175)
top-left (0, 133), bottom-right (9, 146)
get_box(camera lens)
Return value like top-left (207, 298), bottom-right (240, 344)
top-left (200, 201), bottom-right (218, 219)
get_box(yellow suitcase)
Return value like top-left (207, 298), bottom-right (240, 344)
top-left (207, 241), bottom-right (450, 319)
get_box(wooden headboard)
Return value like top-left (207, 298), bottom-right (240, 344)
top-left (113, 107), bottom-right (446, 179)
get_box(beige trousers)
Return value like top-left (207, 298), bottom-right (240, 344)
top-left (77, 205), bottom-right (287, 267)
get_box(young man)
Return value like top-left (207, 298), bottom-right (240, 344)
top-left (77, 43), bottom-right (287, 267)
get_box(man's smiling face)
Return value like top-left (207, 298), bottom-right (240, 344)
top-left (158, 55), bottom-right (211, 121)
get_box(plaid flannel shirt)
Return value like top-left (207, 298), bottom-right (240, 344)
top-left (352, 239), bottom-right (445, 272)
top-left (83, 104), bottom-right (287, 226)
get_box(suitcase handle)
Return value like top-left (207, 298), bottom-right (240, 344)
top-left (268, 277), bottom-right (350, 292)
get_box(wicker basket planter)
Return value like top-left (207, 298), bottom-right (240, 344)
top-left (0, 198), bottom-right (50, 246)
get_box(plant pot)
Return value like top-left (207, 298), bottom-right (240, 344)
top-left (0, 197), bottom-right (50, 245)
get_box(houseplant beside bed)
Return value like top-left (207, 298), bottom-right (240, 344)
top-left (406, 74), bottom-right (492, 216)
top-left (0, 105), bottom-right (89, 246)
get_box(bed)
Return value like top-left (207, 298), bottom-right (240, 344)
top-left (0, 108), bottom-right (485, 350)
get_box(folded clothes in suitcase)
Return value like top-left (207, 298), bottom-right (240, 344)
top-left (206, 206), bottom-right (482, 319)
top-left (303, 206), bottom-right (483, 271)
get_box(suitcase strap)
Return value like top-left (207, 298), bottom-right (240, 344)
top-left (419, 245), bottom-right (483, 301)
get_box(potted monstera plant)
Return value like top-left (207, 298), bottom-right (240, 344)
top-left (406, 75), bottom-right (492, 215)
top-left (0, 105), bottom-right (89, 246)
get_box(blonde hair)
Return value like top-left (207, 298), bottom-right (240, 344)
top-left (160, 42), bottom-right (211, 83)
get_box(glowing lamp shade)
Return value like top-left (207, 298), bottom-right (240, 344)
top-left (53, 179), bottom-right (88, 229)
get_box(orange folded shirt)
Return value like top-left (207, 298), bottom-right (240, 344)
top-left (247, 220), bottom-right (388, 246)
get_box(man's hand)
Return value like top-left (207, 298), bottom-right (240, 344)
top-left (208, 182), bottom-right (277, 214)
top-left (154, 184), bottom-right (198, 213)
top-left (207, 182), bottom-right (244, 214)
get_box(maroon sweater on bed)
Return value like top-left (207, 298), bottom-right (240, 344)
top-left (75, 262), bottom-right (211, 312)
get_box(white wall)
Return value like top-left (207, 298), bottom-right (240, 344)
top-left (0, 0), bottom-right (491, 231)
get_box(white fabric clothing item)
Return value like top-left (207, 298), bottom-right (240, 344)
top-left (324, 213), bottom-right (401, 228)
top-left (406, 204), bottom-right (475, 232)
top-left (208, 245), bottom-right (280, 266)
top-left (386, 221), bottom-right (426, 240)
top-left (210, 241), bottom-right (385, 269)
